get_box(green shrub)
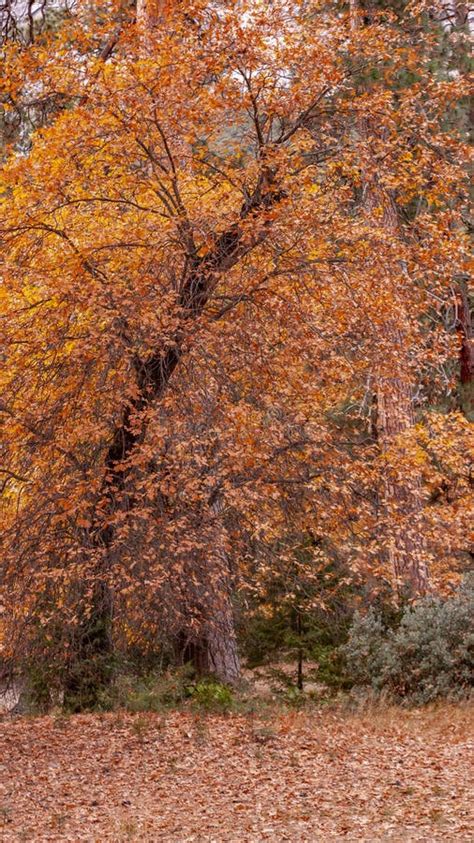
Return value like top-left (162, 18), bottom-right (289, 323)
top-left (189, 679), bottom-right (234, 712)
top-left (102, 670), bottom-right (233, 713)
top-left (308, 643), bottom-right (351, 689)
top-left (282, 686), bottom-right (306, 708)
top-left (107, 665), bottom-right (195, 712)
top-left (343, 576), bottom-right (474, 704)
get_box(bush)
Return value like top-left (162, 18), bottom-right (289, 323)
top-left (189, 679), bottom-right (234, 712)
top-left (103, 665), bottom-right (195, 712)
top-left (92, 669), bottom-right (234, 714)
top-left (342, 576), bottom-right (474, 704)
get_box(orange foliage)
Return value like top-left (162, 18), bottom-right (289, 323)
top-left (0, 0), bottom-right (471, 673)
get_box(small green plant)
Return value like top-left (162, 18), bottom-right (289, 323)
top-left (189, 679), bottom-right (234, 712)
top-left (308, 643), bottom-right (350, 689)
top-left (99, 664), bottom-right (195, 713)
top-left (283, 685), bottom-right (306, 708)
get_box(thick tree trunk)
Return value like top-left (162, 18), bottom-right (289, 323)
top-left (177, 610), bottom-right (240, 686)
top-left (180, 599), bottom-right (240, 686)
top-left (176, 498), bottom-right (240, 685)
top-left (206, 607), bottom-right (241, 685)
top-left (350, 0), bottom-right (429, 598)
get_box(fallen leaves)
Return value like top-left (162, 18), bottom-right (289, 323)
top-left (0, 703), bottom-right (472, 841)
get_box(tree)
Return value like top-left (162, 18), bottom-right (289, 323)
top-left (347, 0), bottom-right (430, 596)
top-left (1, 0), bottom-right (470, 704)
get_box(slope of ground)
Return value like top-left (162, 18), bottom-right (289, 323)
top-left (0, 703), bottom-right (472, 841)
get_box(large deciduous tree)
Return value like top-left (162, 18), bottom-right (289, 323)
top-left (1, 0), bottom-right (471, 703)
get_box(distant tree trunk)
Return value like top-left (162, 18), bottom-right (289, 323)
top-left (456, 279), bottom-right (474, 420)
top-left (350, 0), bottom-right (430, 598)
top-left (436, 0), bottom-right (473, 422)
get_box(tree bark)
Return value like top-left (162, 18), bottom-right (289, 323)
top-left (350, 0), bottom-right (430, 598)
top-left (204, 497), bottom-right (240, 684)
top-left (175, 498), bottom-right (240, 685)
top-left (206, 604), bottom-right (241, 685)
top-left (177, 609), bottom-right (240, 686)
top-left (434, 0), bottom-right (473, 421)
top-left (456, 279), bottom-right (474, 421)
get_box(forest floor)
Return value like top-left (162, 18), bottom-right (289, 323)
top-left (0, 701), bottom-right (472, 841)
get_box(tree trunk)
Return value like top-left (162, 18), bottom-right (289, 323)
top-left (177, 497), bottom-right (240, 685)
top-left (177, 607), bottom-right (240, 686)
top-left (369, 201), bottom-right (430, 600)
top-left (206, 604), bottom-right (241, 685)
top-left (434, 1), bottom-right (473, 421)
top-left (455, 278), bottom-right (474, 420)
top-left (350, 0), bottom-right (430, 598)
top-left (375, 368), bottom-right (430, 596)
top-left (205, 497), bottom-right (240, 684)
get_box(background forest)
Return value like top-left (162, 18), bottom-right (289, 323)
top-left (0, 0), bottom-right (472, 713)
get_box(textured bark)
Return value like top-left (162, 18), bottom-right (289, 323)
top-left (350, 0), bottom-right (430, 598)
top-left (176, 499), bottom-right (240, 685)
top-left (206, 605), bottom-right (241, 685)
top-left (435, 0), bottom-right (473, 420)
top-left (369, 187), bottom-right (429, 597)
top-left (375, 369), bottom-right (430, 596)
top-left (178, 603), bottom-right (240, 686)
top-left (456, 280), bottom-right (474, 420)
top-left (204, 497), bottom-right (240, 685)
top-left (176, 597), bottom-right (240, 685)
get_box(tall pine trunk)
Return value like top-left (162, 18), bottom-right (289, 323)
top-left (350, 0), bottom-right (430, 597)
top-left (438, 1), bottom-right (474, 422)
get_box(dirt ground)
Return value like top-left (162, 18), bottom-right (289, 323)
top-left (0, 703), bottom-right (472, 841)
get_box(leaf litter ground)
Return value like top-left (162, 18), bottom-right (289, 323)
top-left (0, 703), bottom-right (472, 841)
